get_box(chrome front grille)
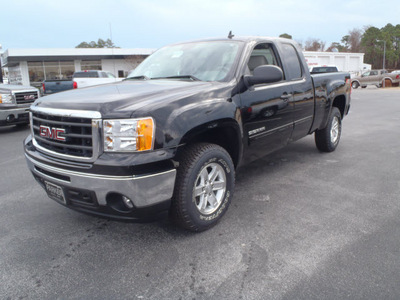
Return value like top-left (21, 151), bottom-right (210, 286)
top-left (30, 107), bottom-right (102, 162)
top-left (15, 91), bottom-right (39, 104)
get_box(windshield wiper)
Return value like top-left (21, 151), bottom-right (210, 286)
top-left (152, 75), bottom-right (201, 81)
top-left (124, 75), bottom-right (150, 81)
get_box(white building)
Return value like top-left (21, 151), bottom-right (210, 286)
top-left (303, 51), bottom-right (368, 75)
top-left (1, 48), bottom-right (154, 87)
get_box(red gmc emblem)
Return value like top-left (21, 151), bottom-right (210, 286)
top-left (39, 125), bottom-right (66, 141)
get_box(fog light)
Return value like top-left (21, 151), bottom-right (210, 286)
top-left (106, 193), bottom-right (135, 213)
top-left (122, 196), bottom-right (134, 209)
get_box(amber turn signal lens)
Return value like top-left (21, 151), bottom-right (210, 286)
top-left (137, 118), bottom-right (154, 151)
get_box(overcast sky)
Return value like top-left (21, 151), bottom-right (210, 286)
top-left (1, 0), bottom-right (399, 50)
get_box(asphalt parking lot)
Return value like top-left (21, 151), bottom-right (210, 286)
top-left (1, 87), bottom-right (400, 299)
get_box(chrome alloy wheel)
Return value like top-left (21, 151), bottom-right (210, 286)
top-left (193, 162), bottom-right (227, 215)
top-left (331, 116), bottom-right (340, 144)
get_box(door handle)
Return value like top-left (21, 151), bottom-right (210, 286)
top-left (280, 93), bottom-right (292, 100)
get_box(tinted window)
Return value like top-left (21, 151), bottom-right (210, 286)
top-left (73, 72), bottom-right (99, 78)
top-left (281, 44), bottom-right (302, 80)
top-left (311, 67), bottom-right (338, 74)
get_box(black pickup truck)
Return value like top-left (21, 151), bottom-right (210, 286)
top-left (24, 36), bottom-right (351, 231)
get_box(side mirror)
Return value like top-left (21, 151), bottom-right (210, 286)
top-left (244, 65), bottom-right (283, 87)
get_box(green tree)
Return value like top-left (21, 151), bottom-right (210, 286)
top-left (360, 26), bottom-right (383, 69)
top-left (76, 38), bottom-right (119, 48)
top-left (360, 23), bottom-right (400, 69)
top-left (326, 42), bottom-right (348, 52)
top-left (279, 33), bottom-right (292, 39)
top-left (381, 23), bottom-right (400, 69)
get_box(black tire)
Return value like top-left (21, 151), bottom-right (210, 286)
top-left (351, 81), bottom-right (359, 89)
top-left (315, 107), bottom-right (342, 152)
top-left (361, 86), bottom-right (367, 89)
top-left (171, 143), bottom-right (235, 232)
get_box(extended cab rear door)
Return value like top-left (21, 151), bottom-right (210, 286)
top-left (277, 42), bottom-right (315, 141)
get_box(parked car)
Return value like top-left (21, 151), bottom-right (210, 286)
top-left (24, 36), bottom-right (351, 231)
top-left (42, 71), bottom-right (122, 95)
top-left (351, 69), bottom-right (400, 88)
top-left (309, 65), bottom-right (339, 74)
top-left (0, 84), bottom-right (39, 126)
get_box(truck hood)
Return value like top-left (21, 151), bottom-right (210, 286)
top-left (32, 80), bottom-right (227, 118)
top-left (0, 83), bottom-right (38, 92)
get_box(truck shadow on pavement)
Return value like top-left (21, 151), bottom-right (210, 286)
top-left (0, 124), bottom-right (30, 134)
top-left (65, 138), bottom-right (319, 239)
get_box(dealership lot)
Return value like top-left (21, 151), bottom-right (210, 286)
top-left (1, 88), bottom-right (400, 299)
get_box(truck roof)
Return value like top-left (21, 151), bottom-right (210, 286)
top-left (168, 36), bottom-right (296, 45)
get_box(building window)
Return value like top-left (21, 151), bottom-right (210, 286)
top-left (28, 61), bottom-right (75, 85)
top-left (44, 61), bottom-right (60, 80)
top-left (81, 60), bottom-right (102, 70)
top-left (59, 61), bottom-right (74, 79)
top-left (28, 62), bottom-right (45, 84)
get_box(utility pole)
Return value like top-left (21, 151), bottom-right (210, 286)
top-left (382, 40), bottom-right (386, 88)
top-left (377, 40), bottom-right (386, 88)
top-left (0, 44), bottom-right (3, 83)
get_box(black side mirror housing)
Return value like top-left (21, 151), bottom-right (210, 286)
top-left (244, 65), bottom-right (283, 87)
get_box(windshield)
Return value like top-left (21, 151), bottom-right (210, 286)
top-left (127, 41), bottom-right (242, 82)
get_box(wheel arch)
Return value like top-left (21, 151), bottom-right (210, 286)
top-left (177, 119), bottom-right (242, 168)
top-left (332, 95), bottom-right (346, 119)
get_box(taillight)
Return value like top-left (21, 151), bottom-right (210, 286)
top-left (42, 83), bottom-right (45, 93)
top-left (73, 81), bottom-right (78, 89)
top-left (396, 75), bottom-right (399, 79)
top-left (346, 78), bottom-right (352, 94)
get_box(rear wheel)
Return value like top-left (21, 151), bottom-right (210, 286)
top-left (171, 143), bottom-right (235, 232)
top-left (315, 107), bottom-right (342, 152)
top-left (351, 81), bottom-right (359, 89)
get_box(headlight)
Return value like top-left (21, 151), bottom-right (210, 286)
top-left (0, 93), bottom-right (13, 104)
top-left (103, 118), bottom-right (154, 152)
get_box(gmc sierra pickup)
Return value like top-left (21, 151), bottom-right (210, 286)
top-left (0, 84), bottom-right (39, 126)
top-left (24, 36), bottom-right (351, 231)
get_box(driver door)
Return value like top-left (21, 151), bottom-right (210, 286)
top-left (239, 43), bottom-right (294, 162)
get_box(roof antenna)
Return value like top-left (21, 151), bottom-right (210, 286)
top-left (228, 31), bottom-right (234, 39)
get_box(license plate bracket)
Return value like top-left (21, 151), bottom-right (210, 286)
top-left (44, 181), bottom-right (66, 204)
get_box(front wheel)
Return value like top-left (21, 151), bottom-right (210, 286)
top-left (171, 143), bottom-right (235, 232)
top-left (351, 81), bottom-right (359, 89)
top-left (315, 107), bottom-right (342, 152)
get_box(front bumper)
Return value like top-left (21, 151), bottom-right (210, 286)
top-left (25, 148), bottom-right (177, 220)
top-left (0, 106), bottom-right (30, 126)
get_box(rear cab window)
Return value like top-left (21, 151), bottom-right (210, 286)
top-left (279, 43), bottom-right (303, 80)
top-left (74, 72), bottom-right (100, 78)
